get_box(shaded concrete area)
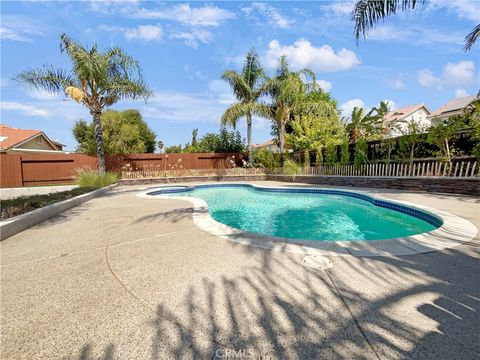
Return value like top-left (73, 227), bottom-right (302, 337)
top-left (1, 182), bottom-right (479, 359)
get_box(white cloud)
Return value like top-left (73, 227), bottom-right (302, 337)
top-left (443, 61), bottom-right (475, 87)
top-left (340, 99), bottom-right (365, 118)
top-left (417, 69), bottom-right (443, 89)
top-left (265, 39), bottom-right (360, 72)
top-left (383, 99), bottom-right (397, 111)
top-left (24, 89), bottom-right (62, 100)
top-left (0, 16), bottom-right (47, 42)
top-left (97, 24), bottom-right (163, 41)
top-left (428, 0), bottom-right (480, 22)
top-left (389, 78), bottom-right (405, 90)
top-left (417, 60), bottom-right (476, 90)
top-left (124, 25), bottom-right (163, 41)
top-left (322, 1), bottom-right (355, 16)
top-left (242, 2), bottom-right (292, 29)
top-left (131, 4), bottom-right (235, 26)
top-left (89, 0), bottom-right (139, 14)
top-left (139, 80), bottom-right (234, 124)
top-left (316, 80), bottom-right (332, 92)
top-left (1, 101), bottom-right (50, 117)
top-left (170, 29), bottom-right (213, 48)
top-left (455, 89), bottom-right (469, 98)
top-left (368, 25), bottom-right (464, 46)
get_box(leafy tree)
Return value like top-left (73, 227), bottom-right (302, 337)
top-left (427, 121), bottom-right (459, 167)
top-left (72, 109), bottom-right (156, 154)
top-left (265, 56), bottom-right (335, 164)
top-left (164, 145), bottom-right (182, 153)
top-left (196, 128), bottom-right (245, 153)
top-left (253, 149), bottom-right (280, 170)
top-left (398, 120), bottom-right (426, 163)
top-left (303, 150), bottom-right (311, 168)
top-left (157, 140), bottom-right (164, 153)
top-left (121, 109), bottom-right (156, 152)
top-left (354, 138), bottom-right (368, 167)
top-left (340, 138), bottom-right (350, 165)
top-left (463, 99), bottom-right (480, 159)
top-left (191, 128), bottom-right (199, 147)
top-left (221, 49), bottom-right (268, 164)
top-left (15, 34), bottom-right (151, 172)
top-left (315, 147), bottom-right (323, 166)
top-left (352, 0), bottom-right (479, 52)
top-left (325, 142), bottom-right (337, 166)
top-left (286, 114), bottom-right (344, 151)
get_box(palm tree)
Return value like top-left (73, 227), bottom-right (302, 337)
top-left (371, 100), bottom-right (391, 138)
top-left (15, 34), bottom-right (151, 173)
top-left (346, 107), bottom-right (366, 143)
top-left (266, 56), bottom-right (335, 165)
top-left (346, 106), bottom-right (378, 143)
top-left (221, 49), bottom-right (268, 164)
top-left (352, 0), bottom-right (479, 52)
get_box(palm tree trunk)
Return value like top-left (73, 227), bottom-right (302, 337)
top-left (278, 119), bottom-right (285, 166)
top-left (92, 110), bottom-right (106, 173)
top-left (246, 113), bottom-right (253, 165)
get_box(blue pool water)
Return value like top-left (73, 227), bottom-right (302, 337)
top-left (162, 185), bottom-right (439, 241)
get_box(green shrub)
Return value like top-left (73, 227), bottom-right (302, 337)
top-left (340, 139), bottom-right (350, 165)
top-left (283, 159), bottom-right (302, 175)
top-left (252, 149), bottom-right (280, 170)
top-left (325, 143), bottom-right (337, 166)
top-left (315, 147), bottom-right (323, 167)
top-left (75, 169), bottom-right (118, 188)
top-left (303, 150), bottom-right (310, 168)
top-left (354, 138), bottom-right (368, 167)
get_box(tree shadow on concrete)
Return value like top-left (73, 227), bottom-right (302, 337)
top-left (145, 244), bottom-right (479, 359)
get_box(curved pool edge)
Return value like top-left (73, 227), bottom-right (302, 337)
top-left (137, 183), bottom-right (478, 257)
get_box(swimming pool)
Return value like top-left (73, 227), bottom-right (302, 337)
top-left (148, 184), bottom-right (442, 241)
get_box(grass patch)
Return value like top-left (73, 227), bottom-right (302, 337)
top-left (76, 169), bottom-right (118, 188)
top-left (1, 187), bottom-right (97, 220)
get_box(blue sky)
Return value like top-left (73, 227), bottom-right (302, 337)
top-left (1, 0), bottom-right (479, 150)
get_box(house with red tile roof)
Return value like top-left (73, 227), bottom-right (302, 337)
top-left (0, 124), bottom-right (65, 154)
top-left (383, 103), bottom-right (431, 138)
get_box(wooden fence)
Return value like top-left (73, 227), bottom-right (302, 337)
top-left (0, 152), bottom-right (245, 188)
top-left (0, 153), bottom-right (98, 188)
top-left (303, 159), bottom-right (479, 178)
top-left (1, 152), bottom-right (478, 188)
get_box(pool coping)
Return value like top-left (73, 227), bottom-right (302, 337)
top-left (137, 183), bottom-right (478, 257)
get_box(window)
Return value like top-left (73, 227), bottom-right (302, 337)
top-left (35, 136), bottom-right (43, 144)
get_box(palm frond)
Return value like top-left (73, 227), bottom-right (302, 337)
top-left (14, 66), bottom-right (77, 93)
top-left (464, 23), bottom-right (480, 51)
top-left (353, 0), bottom-right (424, 42)
top-left (221, 70), bottom-right (252, 101)
top-left (221, 103), bottom-right (250, 127)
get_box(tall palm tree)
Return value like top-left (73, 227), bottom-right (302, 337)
top-left (15, 34), bottom-right (151, 173)
top-left (352, 0), bottom-right (479, 52)
top-left (221, 49), bottom-right (268, 164)
top-left (266, 56), bottom-right (335, 164)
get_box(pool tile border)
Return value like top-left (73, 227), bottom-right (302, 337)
top-left (138, 183), bottom-right (478, 257)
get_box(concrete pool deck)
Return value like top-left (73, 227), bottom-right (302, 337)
top-left (1, 181), bottom-right (479, 359)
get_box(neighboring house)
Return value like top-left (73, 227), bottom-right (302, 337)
top-left (0, 124), bottom-right (65, 154)
top-left (383, 103), bottom-right (431, 138)
top-left (429, 94), bottom-right (478, 126)
top-left (253, 139), bottom-right (280, 153)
